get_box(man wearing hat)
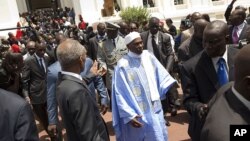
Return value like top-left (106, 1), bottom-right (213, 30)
top-left (112, 32), bottom-right (175, 141)
top-left (97, 21), bottom-right (128, 93)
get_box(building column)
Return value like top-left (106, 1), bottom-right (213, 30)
top-left (0, 0), bottom-right (20, 37)
top-left (189, 0), bottom-right (211, 9)
top-left (60, 0), bottom-right (73, 9)
top-left (71, 0), bottom-right (101, 25)
top-left (118, 0), bottom-right (143, 10)
top-left (157, 0), bottom-right (176, 18)
top-left (16, 0), bottom-right (28, 14)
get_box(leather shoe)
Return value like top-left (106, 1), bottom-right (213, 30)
top-left (171, 108), bottom-right (177, 117)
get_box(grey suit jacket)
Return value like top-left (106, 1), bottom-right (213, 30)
top-left (140, 31), bottom-right (174, 72)
top-left (201, 83), bottom-right (250, 141)
top-left (22, 55), bottom-right (49, 104)
top-left (228, 23), bottom-right (250, 44)
top-left (180, 46), bottom-right (239, 141)
top-left (56, 73), bottom-right (109, 141)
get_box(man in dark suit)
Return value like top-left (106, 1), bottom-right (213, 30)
top-left (140, 17), bottom-right (174, 72)
top-left (181, 20), bottom-right (239, 141)
top-left (56, 39), bottom-right (109, 141)
top-left (0, 88), bottom-right (39, 141)
top-left (87, 22), bottom-right (106, 60)
top-left (22, 42), bottom-right (53, 140)
top-left (140, 17), bottom-right (178, 120)
top-left (201, 45), bottom-right (250, 141)
top-left (178, 19), bottom-right (209, 63)
top-left (47, 58), bottom-right (109, 139)
top-left (228, 9), bottom-right (250, 44)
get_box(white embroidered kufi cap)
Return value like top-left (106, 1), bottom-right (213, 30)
top-left (124, 32), bottom-right (140, 45)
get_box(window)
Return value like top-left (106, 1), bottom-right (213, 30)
top-left (174, 0), bottom-right (184, 5)
top-left (143, 0), bottom-right (155, 8)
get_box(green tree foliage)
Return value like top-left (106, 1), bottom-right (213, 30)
top-left (120, 7), bottom-right (150, 26)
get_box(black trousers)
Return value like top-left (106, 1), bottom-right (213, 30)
top-left (32, 103), bottom-right (54, 139)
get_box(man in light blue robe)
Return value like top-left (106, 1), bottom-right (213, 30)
top-left (112, 32), bottom-right (176, 141)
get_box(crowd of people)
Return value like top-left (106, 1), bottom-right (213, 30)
top-left (0, 0), bottom-right (250, 141)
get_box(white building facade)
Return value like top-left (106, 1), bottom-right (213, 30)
top-left (0, 0), bottom-right (250, 37)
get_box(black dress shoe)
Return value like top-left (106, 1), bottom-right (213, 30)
top-left (165, 120), bottom-right (171, 126)
top-left (164, 116), bottom-right (171, 126)
top-left (171, 108), bottom-right (177, 117)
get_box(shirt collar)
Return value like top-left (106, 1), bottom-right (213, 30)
top-left (212, 46), bottom-right (228, 69)
top-left (128, 51), bottom-right (142, 58)
top-left (97, 33), bottom-right (106, 40)
top-left (236, 21), bottom-right (246, 30)
top-left (61, 71), bottom-right (83, 81)
top-left (149, 31), bottom-right (159, 38)
top-left (35, 53), bottom-right (43, 60)
top-left (232, 85), bottom-right (250, 111)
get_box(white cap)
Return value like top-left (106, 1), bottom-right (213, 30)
top-left (124, 32), bottom-right (141, 45)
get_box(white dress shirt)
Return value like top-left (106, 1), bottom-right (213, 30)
top-left (211, 47), bottom-right (228, 72)
top-left (61, 71), bottom-right (83, 81)
top-left (35, 53), bottom-right (46, 72)
top-left (147, 32), bottom-right (159, 54)
top-left (233, 21), bottom-right (246, 37)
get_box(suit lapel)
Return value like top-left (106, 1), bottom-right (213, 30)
top-left (239, 24), bottom-right (249, 40)
top-left (199, 52), bottom-right (220, 90)
top-left (157, 32), bottom-right (163, 50)
top-left (143, 32), bottom-right (150, 50)
top-left (32, 55), bottom-right (45, 74)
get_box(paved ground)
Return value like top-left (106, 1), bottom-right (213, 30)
top-left (38, 109), bottom-right (190, 141)
top-left (38, 85), bottom-right (191, 141)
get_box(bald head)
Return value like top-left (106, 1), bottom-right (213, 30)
top-left (149, 17), bottom-right (160, 35)
top-left (204, 20), bottom-right (228, 37)
top-left (234, 45), bottom-right (250, 100)
top-left (26, 41), bottom-right (36, 55)
top-left (118, 21), bottom-right (129, 36)
top-left (203, 20), bottom-right (228, 57)
top-left (229, 9), bottom-right (246, 26)
top-left (191, 12), bottom-right (202, 23)
top-left (97, 22), bottom-right (106, 36)
top-left (193, 19), bottom-right (209, 39)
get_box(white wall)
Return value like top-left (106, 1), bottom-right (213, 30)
top-left (0, 0), bottom-right (20, 38)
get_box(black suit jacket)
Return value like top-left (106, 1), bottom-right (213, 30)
top-left (87, 36), bottom-right (104, 61)
top-left (228, 23), bottom-right (250, 44)
top-left (56, 73), bottom-right (109, 141)
top-left (0, 88), bottom-right (39, 141)
top-left (140, 31), bottom-right (174, 72)
top-left (201, 83), bottom-right (250, 141)
top-left (22, 55), bottom-right (49, 104)
top-left (180, 46), bottom-right (239, 141)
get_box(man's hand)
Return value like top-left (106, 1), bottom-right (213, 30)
top-left (100, 104), bottom-right (108, 115)
top-left (99, 67), bottom-right (107, 76)
top-left (130, 115), bottom-right (143, 128)
top-left (48, 124), bottom-right (57, 137)
top-left (198, 104), bottom-right (208, 121)
top-left (25, 96), bottom-right (31, 104)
